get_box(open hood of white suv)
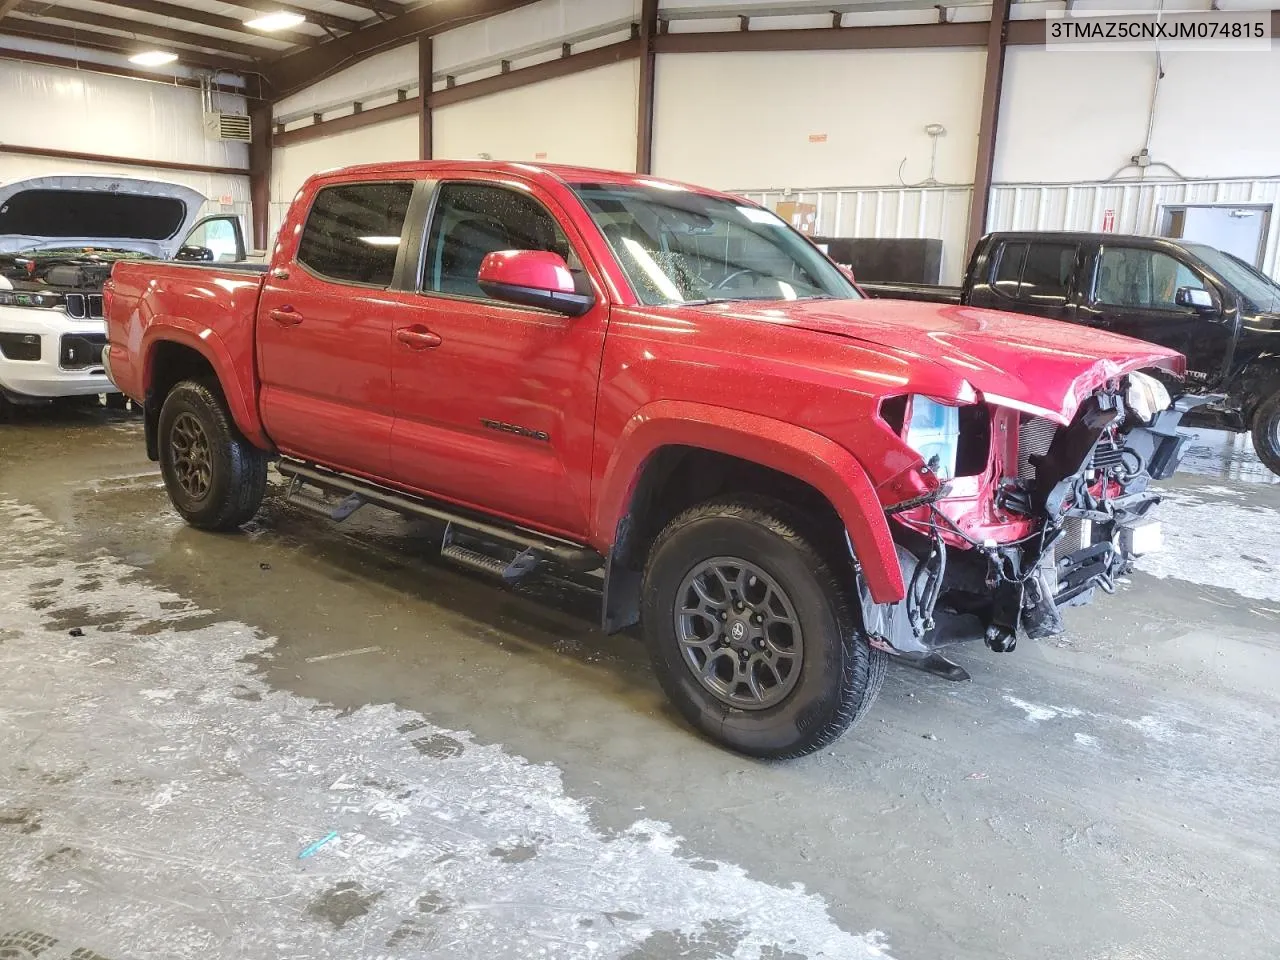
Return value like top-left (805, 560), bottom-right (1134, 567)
top-left (0, 175), bottom-right (208, 258)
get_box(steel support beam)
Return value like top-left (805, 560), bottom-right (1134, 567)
top-left (266, 0), bottom-right (541, 98)
top-left (636, 0), bottom-right (658, 173)
top-left (105, 0), bottom-right (319, 48)
top-left (335, 0), bottom-right (404, 15)
top-left (418, 38), bottom-right (433, 160)
top-left (258, 2), bottom-right (363, 35)
top-left (652, 20), bottom-right (985, 52)
top-left (967, 0), bottom-right (1011, 256)
top-left (0, 143), bottom-right (246, 177)
top-left (0, 20), bottom-right (254, 73)
top-left (249, 101), bottom-right (273, 251)
top-left (14, 3), bottom-right (266, 60)
top-left (0, 47), bottom-right (246, 93)
top-left (273, 98), bottom-right (419, 148)
top-left (427, 38), bottom-right (642, 109)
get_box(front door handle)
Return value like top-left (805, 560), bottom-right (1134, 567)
top-left (396, 326), bottom-right (443, 350)
top-left (269, 307), bottom-right (303, 326)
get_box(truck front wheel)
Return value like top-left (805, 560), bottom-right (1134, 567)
top-left (641, 498), bottom-right (886, 758)
top-left (158, 380), bottom-right (268, 531)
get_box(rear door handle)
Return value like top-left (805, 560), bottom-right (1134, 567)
top-left (396, 326), bottom-right (443, 350)
top-left (269, 307), bottom-right (303, 326)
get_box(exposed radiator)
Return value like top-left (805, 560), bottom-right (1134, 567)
top-left (1057, 517), bottom-right (1092, 556)
top-left (1017, 416), bottom-right (1058, 479)
top-left (1090, 438), bottom-right (1126, 471)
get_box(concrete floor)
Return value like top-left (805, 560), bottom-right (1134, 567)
top-left (1, 409), bottom-right (1278, 960)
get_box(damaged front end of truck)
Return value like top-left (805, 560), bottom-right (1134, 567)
top-left (859, 370), bottom-right (1202, 670)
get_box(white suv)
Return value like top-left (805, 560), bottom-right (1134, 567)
top-left (0, 175), bottom-right (244, 412)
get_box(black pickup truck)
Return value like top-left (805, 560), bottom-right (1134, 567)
top-left (862, 231), bottom-right (1280, 474)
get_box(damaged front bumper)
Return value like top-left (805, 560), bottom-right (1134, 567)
top-left (858, 392), bottom-right (1206, 659)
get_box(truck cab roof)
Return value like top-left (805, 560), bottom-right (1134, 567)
top-left (307, 159), bottom-right (743, 202)
top-left (983, 231), bottom-right (1206, 254)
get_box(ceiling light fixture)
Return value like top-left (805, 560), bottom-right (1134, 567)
top-left (244, 11), bottom-right (307, 31)
top-left (129, 50), bottom-right (178, 66)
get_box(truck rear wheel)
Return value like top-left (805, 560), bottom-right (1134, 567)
top-left (1251, 391), bottom-right (1280, 476)
top-left (158, 379), bottom-right (268, 531)
top-left (641, 498), bottom-right (886, 758)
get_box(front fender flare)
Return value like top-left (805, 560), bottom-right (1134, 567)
top-left (593, 400), bottom-right (905, 603)
top-left (141, 321), bottom-right (269, 449)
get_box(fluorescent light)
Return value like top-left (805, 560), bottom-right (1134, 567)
top-left (129, 50), bottom-right (178, 66)
top-left (359, 236), bottom-right (401, 247)
top-left (244, 11), bottom-right (306, 31)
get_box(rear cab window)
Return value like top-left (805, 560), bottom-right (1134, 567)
top-left (989, 240), bottom-right (1078, 306)
top-left (296, 181), bottom-right (415, 287)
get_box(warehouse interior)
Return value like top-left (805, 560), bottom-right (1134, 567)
top-left (2, 2), bottom-right (1279, 959)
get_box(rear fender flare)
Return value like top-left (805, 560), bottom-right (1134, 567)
top-left (593, 400), bottom-right (905, 603)
top-left (141, 322), bottom-right (269, 449)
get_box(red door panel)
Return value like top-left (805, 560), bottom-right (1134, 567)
top-left (386, 293), bottom-right (606, 538)
top-left (255, 178), bottom-right (416, 477)
top-left (257, 275), bottom-right (397, 476)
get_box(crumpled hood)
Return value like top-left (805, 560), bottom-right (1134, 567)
top-left (701, 297), bottom-right (1186, 424)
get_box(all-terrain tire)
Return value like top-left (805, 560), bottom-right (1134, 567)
top-left (1250, 390), bottom-right (1280, 477)
top-left (158, 379), bottom-right (268, 531)
top-left (641, 497), bottom-right (886, 758)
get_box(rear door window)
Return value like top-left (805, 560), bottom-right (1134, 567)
top-left (990, 240), bottom-right (1076, 305)
top-left (1019, 243), bottom-right (1075, 303)
top-left (296, 181), bottom-right (414, 287)
top-left (991, 242), bottom-right (1027, 299)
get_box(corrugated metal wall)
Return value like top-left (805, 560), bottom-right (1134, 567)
top-left (736, 186), bottom-right (973, 284)
top-left (737, 178), bottom-right (1280, 285)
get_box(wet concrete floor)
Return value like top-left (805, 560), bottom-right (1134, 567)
top-left (1, 407), bottom-right (1278, 960)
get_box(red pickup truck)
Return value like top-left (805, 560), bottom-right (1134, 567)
top-left (103, 161), bottom-right (1194, 757)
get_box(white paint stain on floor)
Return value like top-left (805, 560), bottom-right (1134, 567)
top-left (1002, 696), bottom-right (1083, 723)
top-left (1136, 486), bottom-right (1280, 603)
top-left (0, 500), bottom-right (893, 960)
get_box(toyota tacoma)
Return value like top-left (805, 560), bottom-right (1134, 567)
top-left (104, 162), bottom-right (1195, 757)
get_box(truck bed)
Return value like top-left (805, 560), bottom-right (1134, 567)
top-left (860, 282), bottom-right (964, 304)
top-left (105, 259), bottom-right (267, 447)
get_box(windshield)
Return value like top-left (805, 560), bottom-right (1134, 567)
top-left (570, 182), bottom-right (859, 305)
top-left (1186, 243), bottom-right (1280, 313)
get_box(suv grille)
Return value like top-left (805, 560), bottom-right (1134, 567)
top-left (1017, 416), bottom-right (1058, 479)
top-left (59, 333), bottom-right (107, 370)
top-left (64, 293), bottom-right (105, 320)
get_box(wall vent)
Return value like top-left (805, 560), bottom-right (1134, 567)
top-left (205, 112), bottom-right (252, 142)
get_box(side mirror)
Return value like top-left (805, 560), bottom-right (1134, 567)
top-left (838, 263), bottom-right (856, 283)
top-left (477, 250), bottom-right (593, 316)
top-left (175, 245), bottom-right (214, 263)
top-left (1175, 286), bottom-right (1215, 311)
